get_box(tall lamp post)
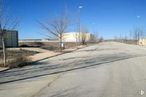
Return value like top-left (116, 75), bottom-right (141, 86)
top-left (136, 15), bottom-right (142, 41)
top-left (78, 5), bottom-right (83, 44)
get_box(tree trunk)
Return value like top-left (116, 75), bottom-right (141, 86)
top-left (59, 34), bottom-right (63, 52)
top-left (2, 36), bottom-right (6, 67)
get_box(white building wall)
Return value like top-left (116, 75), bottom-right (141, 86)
top-left (62, 32), bottom-right (91, 42)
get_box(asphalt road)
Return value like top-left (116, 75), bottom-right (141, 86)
top-left (1, 42), bottom-right (146, 97)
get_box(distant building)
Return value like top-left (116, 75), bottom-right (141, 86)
top-left (62, 32), bottom-right (93, 42)
top-left (0, 30), bottom-right (18, 48)
top-left (138, 39), bottom-right (146, 46)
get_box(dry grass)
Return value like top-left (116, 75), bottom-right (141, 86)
top-left (0, 49), bottom-right (38, 68)
top-left (19, 42), bottom-right (99, 51)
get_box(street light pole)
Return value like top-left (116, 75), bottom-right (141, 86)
top-left (78, 6), bottom-right (83, 44)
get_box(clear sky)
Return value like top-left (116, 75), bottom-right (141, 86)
top-left (6, 0), bottom-right (146, 39)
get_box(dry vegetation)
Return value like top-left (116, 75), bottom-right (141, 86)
top-left (19, 42), bottom-right (78, 50)
top-left (19, 41), bottom-right (99, 50)
top-left (0, 49), bottom-right (39, 68)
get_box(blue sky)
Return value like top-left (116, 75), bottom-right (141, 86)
top-left (6, 0), bottom-right (146, 39)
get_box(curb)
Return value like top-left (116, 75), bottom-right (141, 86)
top-left (0, 68), bottom-right (10, 73)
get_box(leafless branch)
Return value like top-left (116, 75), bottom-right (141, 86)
top-left (38, 15), bottom-right (69, 50)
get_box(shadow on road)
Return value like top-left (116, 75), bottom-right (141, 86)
top-left (0, 55), bottom-right (139, 84)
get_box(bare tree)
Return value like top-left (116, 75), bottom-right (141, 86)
top-left (131, 27), bottom-right (145, 41)
top-left (89, 34), bottom-right (97, 42)
top-left (80, 27), bottom-right (89, 45)
top-left (39, 15), bottom-right (69, 51)
top-left (99, 36), bottom-right (104, 42)
top-left (74, 32), bottom-right (79, 45)
top-left (0, 0), bottom-right (18, 66)
top-left (74, 26), bottom-right (90, 45)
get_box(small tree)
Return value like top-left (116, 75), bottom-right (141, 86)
top-left (99, 36), bottom-right (104, 42)
top-left (75, 26), bottom-right (89, 45)
top-left (0, 29), bottom-right (6, 67)
top-left (74, 32), bottom-right (79, 46)
top-left (39, 15), bottom-right (69, 51)
top-left (0, 0), bottom-right (18, 66)
top-left (89, 34), bottom-right (97, 42)
top-left (80, 29), bottom-right (87, 45)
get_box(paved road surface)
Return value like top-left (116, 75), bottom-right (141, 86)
top-left (1, 42), bottom-right (146, 97)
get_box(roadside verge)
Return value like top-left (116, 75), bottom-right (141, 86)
top-left (0, 45), bottom-right (87, 72)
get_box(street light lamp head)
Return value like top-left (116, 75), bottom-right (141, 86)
top-left (78, 6), bottom-right (83, 9)
top-left (137, 15), bottom-right (141, 19)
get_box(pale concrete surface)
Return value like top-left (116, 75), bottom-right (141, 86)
top-left (29, 51), bottom-right (61, 62)
top-left (35, 56), bottom-right (146, 97)
top-left (0, 67), bottom-right (8, 72)
top-left (1, 42), bottom-right (146, 97)
top-left (0, 74), bottom-right (61, 97)
top-left (29, 45), bottom-right (85, 62)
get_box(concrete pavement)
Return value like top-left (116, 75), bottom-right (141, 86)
top-left (1, 42), bottom-right (146, 97)
top-left (36, 56), bottom-right (146, 97)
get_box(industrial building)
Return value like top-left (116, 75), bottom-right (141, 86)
top-left (138, 39), bottom-right (146, 46)
top-left (62, 32), bottom-right (94, 42)
top-left (0, 30), bottom-right (18, 48)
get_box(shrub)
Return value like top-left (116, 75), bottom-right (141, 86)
top-left (0, 56), bottom-right (31, 68)
top-left (20, 44), bottom-right (29, 47)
